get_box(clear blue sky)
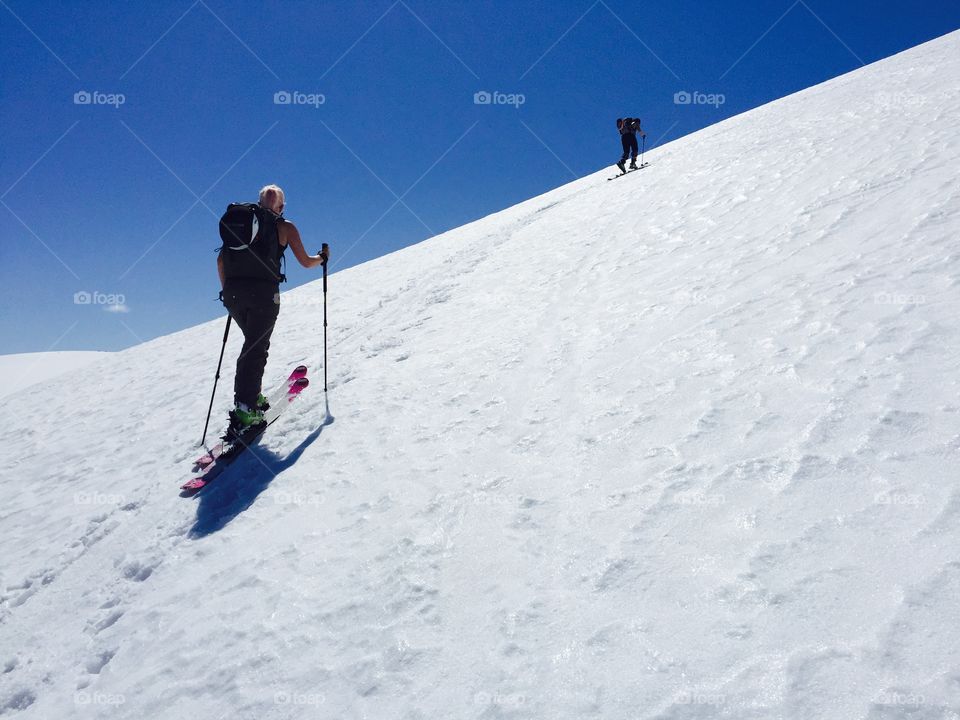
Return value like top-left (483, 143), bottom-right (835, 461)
top-left (1, 0), bottom-right (957, 353)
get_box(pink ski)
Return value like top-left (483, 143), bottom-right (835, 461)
top-left (192, 365), bottom-right (307, 470)
top-left (182, 375), bottom-right (310, 494)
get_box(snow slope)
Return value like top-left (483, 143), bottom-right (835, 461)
top-left (0, 352), bottom-right (112, 400)
top-left (3, 30), bottom-right (960, 720)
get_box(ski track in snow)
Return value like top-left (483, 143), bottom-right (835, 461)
top-left (2, 31), bottom-right (960, 720)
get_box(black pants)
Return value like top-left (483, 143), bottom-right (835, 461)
top-left (620, 133), bottom-right (639, 162)
top-left (223, 280), bottom-right (280, 409)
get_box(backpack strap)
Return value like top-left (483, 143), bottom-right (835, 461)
top-left (276, 215), bottom-right (288, 283)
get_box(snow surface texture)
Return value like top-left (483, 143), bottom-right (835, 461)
top-left (0, 352), bottom-right (111, 400)
top-left (2, 31), bottom-right (960, 720)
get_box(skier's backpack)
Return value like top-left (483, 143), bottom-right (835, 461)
top-left (219, 203), bottom-right (286, 284)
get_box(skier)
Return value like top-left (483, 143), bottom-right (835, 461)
top-left (616, 117), bottom-right (646, 174)
top-left (217, 184), bottom-right (328, 441)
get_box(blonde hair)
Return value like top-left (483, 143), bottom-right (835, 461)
top-left (258, 184), bottom-right (285, 212)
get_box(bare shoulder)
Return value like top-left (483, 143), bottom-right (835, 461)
top-left (278, 219), bottom-right (299, 246)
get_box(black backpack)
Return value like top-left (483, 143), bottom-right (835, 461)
top-left (219, 203), bottom-right (286, 284)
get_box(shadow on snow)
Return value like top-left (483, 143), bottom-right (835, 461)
top-left (189, 403), bottom-right (334, 538)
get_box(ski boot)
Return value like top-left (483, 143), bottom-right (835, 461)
top-left (616, 159), bottom-right (626, 174)
top-left (223, 403), bottom-right (266, 443)
top-left (256, 392), bottom-right (270, 412)
top-left (629, 159), bottom-right (638, 170)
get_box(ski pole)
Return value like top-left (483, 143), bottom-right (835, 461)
top-left (321, 243), bottom-right (329, 393)
top-left (640, 134), bottom-right (646, 166)
top-left (201, 314), bottom-right (232, 446)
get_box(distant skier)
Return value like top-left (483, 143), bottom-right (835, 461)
top-left (616, 117), bottom-right (646, 173)
top-left (217, 184), bottom-right (328, 441)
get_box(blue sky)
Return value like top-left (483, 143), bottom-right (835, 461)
top-left (1, 0), bottom-right (957, 354)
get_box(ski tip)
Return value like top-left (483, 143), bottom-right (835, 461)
top-left (289, 377), bottom-right (310, 395)
top-left (181, 478), bottom-right (207, 491)
top-left (290, 365), bottom-right (308, 380)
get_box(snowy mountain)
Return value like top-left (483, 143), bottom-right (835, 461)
top-left (0, 352), bottom-right (112, 400)
top-left (3, 30), bottom-right (960, 720)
